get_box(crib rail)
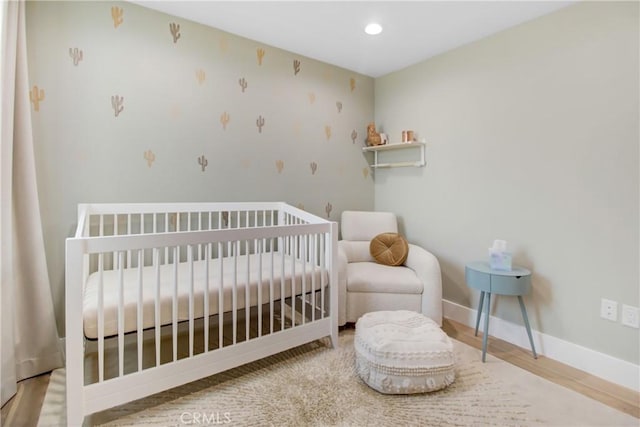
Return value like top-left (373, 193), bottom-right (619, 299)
top-left (65, 202), bottom-right (338, 425)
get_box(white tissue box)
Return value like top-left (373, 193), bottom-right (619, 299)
top-left (490, 251), bottom-right (512, 271)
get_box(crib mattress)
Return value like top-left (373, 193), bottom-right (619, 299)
top-left (83, 252), bottom-right (327, 339)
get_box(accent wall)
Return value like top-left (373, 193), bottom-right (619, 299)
top-left (25, 1), bottom-right (374, 334)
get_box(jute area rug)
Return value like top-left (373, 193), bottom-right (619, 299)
top-left (38, 330), bottom-right (637, 426)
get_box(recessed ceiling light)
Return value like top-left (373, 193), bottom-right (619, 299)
top-left (364, 23), bottom-right (382, 35)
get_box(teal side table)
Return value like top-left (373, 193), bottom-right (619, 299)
top-left (465, 261), bottom-right (537, 362)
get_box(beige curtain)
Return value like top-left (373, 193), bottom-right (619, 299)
top-left (1, 0), bottom-right (63, 407)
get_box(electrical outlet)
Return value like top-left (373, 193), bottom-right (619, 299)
top-left (600, 298), bottom-right (618, 321)
top-left (621, 305), bottom-right (639, 328)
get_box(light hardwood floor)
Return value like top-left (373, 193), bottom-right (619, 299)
top-left (2, 318), bottom-right (638, 426)
top-left (441, 319), bottom-right (640, 419)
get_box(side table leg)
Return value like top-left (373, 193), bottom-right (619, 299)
top-left (474, 291), bottom-right (485, 336)
top-left (482, 292), bottom-right (491, 362)
top-left (518, 296), bottom-right (538, 359)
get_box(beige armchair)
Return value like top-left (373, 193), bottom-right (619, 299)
top-left (337, 211), bottom-right (442, 326)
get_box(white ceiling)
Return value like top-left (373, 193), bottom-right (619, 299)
top-left (130, 1), bottom-right (574, 78)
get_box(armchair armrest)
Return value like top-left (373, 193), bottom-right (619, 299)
top-left (405, 244), bottom-right (443, 325)
top-left (337, 241), bottom-right (349, 326)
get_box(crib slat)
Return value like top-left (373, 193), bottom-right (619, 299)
top-left (290, 234), bottom-right (296, 326)
top-left (302, 234), bottom-right (307, 323)
top-left (188, 245), bottom-right (194, 357)
top-left (172, 246), bottom-right (178, 362)
top-left (118, 251), bottom-right (124, 378)
top-left (321, 233), bottom-right (326, 318)
top-left (245, 240), bottom-right (250, 341)
top-left (232, 240), bottom-right (238, 345)
top-left (254, 210), bottom-right (260, 335)
top-left (218, 241), bottom-right (224, 349)
top-left (257, 239), bottom-right (263, 337)
top-left (204, 244), bottom-right (210, 352)
top-left (137, 250), bottom-right (143, 372)
top-left (311, 234), bottom-right (317, 321)
top-left (154, 248), bottom-right (161, 367)
top-left (98, 253), bottom-right (104, 383)
top-left (269, 241), bottom-right (275, 334)
top-left (280, 236), bottom-right (285, 331)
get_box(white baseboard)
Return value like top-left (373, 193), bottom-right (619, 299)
top-left (443, 299), bottom-right (640, 392)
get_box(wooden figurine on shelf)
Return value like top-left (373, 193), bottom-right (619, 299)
top-left (366, 122), bottom-right (383, 146)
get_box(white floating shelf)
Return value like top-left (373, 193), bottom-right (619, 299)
top-left (362, 142), bottom-right (426, 168)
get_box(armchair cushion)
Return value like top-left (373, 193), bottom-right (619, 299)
top-left (346, 263), bottom-right (423, 294)
top-left (370, 233), bottom-right (409, 266)
top-left (341, 211), bottom-right (398, 241)
top-left (339, 241), bottom-right (375, 263)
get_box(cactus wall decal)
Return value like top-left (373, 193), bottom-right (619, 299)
top-left (169, 22), bottom-right (181, 43)
top-left (143, 150), bottom-right (156, 167)
top-left (69, 48), bottom-right (83, 66)
top-left (222, 211), bottom-right (229, 226)
top-left (325, 202), bottom-right (333, 218)
top-left (256, 115), bottom-right (265, 133)
top-left (336, 101), bottom-right (342, 113)
top-left (238, 77), bottom-right (248, 93)
top-left (195, 69), bottom-right (205, 85)
top-left (297, 203), bottom-right (305, 210)
top-left (293, 59), bottom-right (301, 75)
top-left (220, 111), bottom-right (230, 130)
top-left (350, 77), bottom-right (356, 92)
top-left (362, 167), bottom-right (370, 179)
top-left (325, 125), bottom-right (332, 140)
top-left (310, 162), bottom-right (318, 175)
top-left (308, 92), bottom-right (315, 104)
top-left (256, 48), bottom-right (265, 65)
top-left (111, 95), bottom-right (124, 117)
top-left (29, 85), bottom-right (45, 112)
top-left (351, 129), bottom-right (358, 144)
top-left (198, 155), bottom-right (208, 172)
top-left (275, 160), bottom-right (284, 173)
top-left (111, 6), bottom-right (123, 28)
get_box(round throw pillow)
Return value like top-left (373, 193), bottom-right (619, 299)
top-left (370, 233), bottom-right (409, 266)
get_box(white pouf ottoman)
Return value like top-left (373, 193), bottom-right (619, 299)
top-left (354, 310), bottom-right (455, 394)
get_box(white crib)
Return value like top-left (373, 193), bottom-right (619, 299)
top-left (65, 202), bottom-right (338, 425)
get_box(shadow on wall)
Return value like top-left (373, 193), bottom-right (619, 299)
top-left (439, 258), bottom-right (469, 305)
top-left (511, 251), bottom-right (552, 333)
